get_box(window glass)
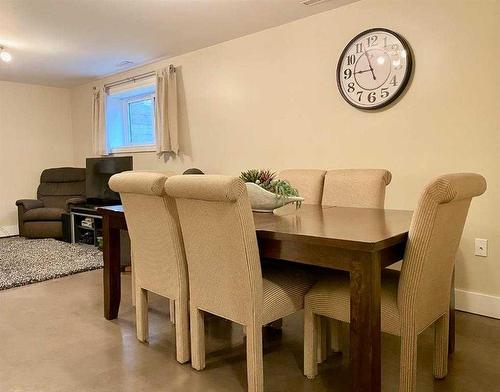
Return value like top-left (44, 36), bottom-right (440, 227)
top-left (105, 82), bottom-right (156, 151)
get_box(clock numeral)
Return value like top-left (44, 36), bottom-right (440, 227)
top-left (356, 91), bottom-right (363, 102)
top-left (347, 54), bottom-right (356, 66)
top-left (344, 69), bottom-right (352, 79)
top-left (389, 75), bottom-right (398, 87)
top-left (381, 87), bottom-right (389, 98)
top-left (347, 82), bottom-right (355, 93)
top-left (368, 92), bottom-right (376, 103)
top-left (355, 43), bottom-right (363, 54)
top-left (383, 36), bottom-right (388, 48)
top-left (367, 35), bottom-right (378, 47)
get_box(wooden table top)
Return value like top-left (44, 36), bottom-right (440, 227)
top-left (254, 204), bottom-right (413, 252)
top-left (99, 203), bottom-right (413, 252)
top-left (98, 205), bottom-right (124, 214)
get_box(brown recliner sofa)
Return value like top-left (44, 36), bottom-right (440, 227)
top-left (16, 167), bottom-right (86, 239)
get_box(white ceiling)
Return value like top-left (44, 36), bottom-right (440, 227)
top-left (0, 0), bottom-right (357, 88)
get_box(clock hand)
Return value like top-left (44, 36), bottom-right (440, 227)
top-left (354, 69), bottom-right (372, 74)
top-left (363, 51), bottom-right (377, 80)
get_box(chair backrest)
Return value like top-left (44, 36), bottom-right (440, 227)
top-left (165, 175), bottom-right (262, 325)
top-left (321, 169), bottom-right (392, 208)
top-left (37, 167), bottom-right (86, 209)
top-left (278, 169), bottom-right (326, 205)
top-left (109, 171), bottom-right (187, 300)
top-left (398, 173), bottom-right (486, 330)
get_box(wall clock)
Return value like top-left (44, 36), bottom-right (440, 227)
top-left (337, 28), bottom-right (413, 110)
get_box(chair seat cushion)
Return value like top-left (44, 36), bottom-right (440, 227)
top-left (23, 207), bottom-right (66, 222)
top-left (305, 269), bottom-right (401, 336)
top-left (262, 262), bottom-right (317, 325)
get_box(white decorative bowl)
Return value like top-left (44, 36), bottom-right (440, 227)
top-left (245, 182), bottom-right (304, 213)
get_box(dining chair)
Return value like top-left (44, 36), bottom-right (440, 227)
top-left (278, 169), bottom-right (327, 205)
top-left (319, 168), bottom-right (392, 359)
top-left (304, 173), bottom-right (487, 392)
top-left (321, 168), bottom-right (392, 207)
top-left (165, 175), bottom-right (316, 392)
top-left (109, 171), bottom-right (190, 364)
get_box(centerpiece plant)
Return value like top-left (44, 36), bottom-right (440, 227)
top-left (240, 169), bottom-right (302, 208)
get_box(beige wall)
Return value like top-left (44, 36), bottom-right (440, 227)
top-left (71, 0), bottom-right (500, 299)
top-left (0, 81), bottom-right (74, 232)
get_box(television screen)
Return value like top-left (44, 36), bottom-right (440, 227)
top-left (86, 156), bottom-right (133, 205)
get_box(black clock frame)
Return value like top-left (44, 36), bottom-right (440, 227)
top-left (336, 27), bottom-right (413, 110)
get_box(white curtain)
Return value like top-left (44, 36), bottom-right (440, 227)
top-left (155, 65), bottom-right (179, 156)
top-left (92, 86), bottom-right (109, 156)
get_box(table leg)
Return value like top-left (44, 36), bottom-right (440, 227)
top-left (349, 252), bottom-right (381, 392)
top-left (103, 215), bottom-right (122, 320)
top-left (449, 269), bottom-right (455, 354)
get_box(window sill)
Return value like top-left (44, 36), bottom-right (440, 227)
top-left (111, 145), bottom-right (156, 154)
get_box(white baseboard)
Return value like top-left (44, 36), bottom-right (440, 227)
top-left (0, 224), bottom-right (19, 237)
top-left (455, 289), bottom-right (500, 319)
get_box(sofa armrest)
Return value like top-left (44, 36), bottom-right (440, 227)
top-left (66, 197), bottom-right (87, 210)
top-left (16, 199), bottom-right (44, 211)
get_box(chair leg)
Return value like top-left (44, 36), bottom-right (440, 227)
top-left (135, 287), bottom-right (148, 342)
top-left (246, 321), bottom-right (264, 392)
top-left (304, 308), bottom-right (319, 379)
top-left (399, 329), bottom-right (418, 392)
top-left (174, 298), bottom-right (190, 364)
top-left (329, 318), bottom-right (342, 353)
top-left (170, 300), bottom-right (176, 325)
top-left (190, 306), bottom-right (206, 371)
top-left (130, 251), bottom-right (136, 307)
top-left (433, 312), bottom-right (449, 379)
top-left (317, 316), bottom-right (328, 363)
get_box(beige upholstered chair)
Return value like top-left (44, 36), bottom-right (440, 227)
top-left (304, 173), bottom-right (487, 392)
top-left (321, 169), bottom-right (392, 207)
top-left (109, 171), bottom-right (190, 364)
top-left (278, 169), bottom-right (327, 204)
top-left (165, 175), bottom-right (316, 392)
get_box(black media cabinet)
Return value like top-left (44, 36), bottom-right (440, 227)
top-left (70, 205), bottom-right (104, 247)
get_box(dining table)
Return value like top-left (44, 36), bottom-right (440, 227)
top-left (97, 203), bottom-right (454, 392)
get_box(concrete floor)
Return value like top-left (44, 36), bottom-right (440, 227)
top-left (0, 270), bottom-right (498, 392)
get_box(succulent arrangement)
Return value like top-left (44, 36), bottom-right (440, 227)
top-left (240, 169), bottom-right (301, 203)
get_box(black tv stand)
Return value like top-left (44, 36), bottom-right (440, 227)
top-left (70, 204), bottom-right (121, 247)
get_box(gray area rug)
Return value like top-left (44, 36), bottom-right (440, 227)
top-left (0, 237), bottom-right (103, 290)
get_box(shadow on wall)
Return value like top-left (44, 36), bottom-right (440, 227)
top-left (162, 66), bottom-right (193, 164)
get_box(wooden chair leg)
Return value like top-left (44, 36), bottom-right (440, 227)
top-left (174, 298), bottom-right (190, 364)
top-left (329, 318), bottom-right (342, 353)
top-left (170, 300), bottom-right (176, 325)
top-left (190, 306), bottom-right (206, 370)
top-left (433, 312), bottom-right (449, 379)
top-left (399, 329), bottom-right (418, 392)
top-left (135, 287), bottom-right (148, 342)
top-left (317, 316), bottom-right (328, 363)
top-left (246, 321), bottom-right (264, 392)
top-left (304, 308), bottom-right (319, 379)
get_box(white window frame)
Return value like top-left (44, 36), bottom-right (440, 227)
top-left (110, 91), bottom-right (157, 154)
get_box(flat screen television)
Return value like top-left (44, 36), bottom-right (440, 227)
top-left (86, 156), bottom-right (133, 205)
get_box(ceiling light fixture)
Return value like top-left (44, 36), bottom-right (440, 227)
top-left (0, 46), bottom-right (12, 62)
top-left (116, 60), bottom-right (134, 68)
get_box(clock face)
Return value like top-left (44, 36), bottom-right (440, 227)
top-left (337, 28), bottom-right (413, 110)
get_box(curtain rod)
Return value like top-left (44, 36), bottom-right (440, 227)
top-left (103, 70), bottom-right (156, 90)
top-left (95, 64), bottom-right (176, 90)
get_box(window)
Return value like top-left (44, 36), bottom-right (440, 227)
top-left (106, 81), bottom-right (156, 152)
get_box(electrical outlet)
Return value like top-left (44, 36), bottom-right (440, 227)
top-left (474, 238), bottom-right (488, 257)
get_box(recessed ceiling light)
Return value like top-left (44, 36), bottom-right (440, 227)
top-left (116, 60), bottom-right (134, 67)
top-left (0, 46), bottom-right (12, 62)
